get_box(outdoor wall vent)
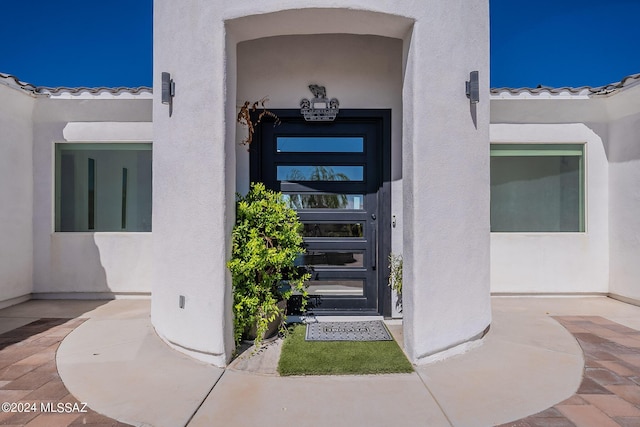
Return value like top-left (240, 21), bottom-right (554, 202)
top-left (466, 71), bottom-right (480, 104)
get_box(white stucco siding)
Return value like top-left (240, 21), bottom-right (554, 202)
top-left (47, 233), bottom-right (152, 294)
top-left (490, 98), bottom-right (607, 124)
top-left (153, 0), bottom-right (491, 366)
top-left (609, 111), bottom-right (640, 300)
top-left (0, 85), bottom-right (34, 304)
top-left (152, 0), bottom-right (233, 366)
top-left (31, 99), bottom-right (152, 297)
top-left (225, 5), bottom-right (414, 39)
top-left (62, 122), bottom-right (153, 142)
top-left (402, 1), bottom-right (491, 363)
top-left (490, 123), bottom-right (609, 294)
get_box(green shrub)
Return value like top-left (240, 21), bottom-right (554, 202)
top-left (228, 182), bottom-right (309, 347)
top-left (388, 253), bottom-right (403, 312)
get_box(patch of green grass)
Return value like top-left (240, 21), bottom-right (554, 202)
top-left (277, 324), bottom-right (413, 376)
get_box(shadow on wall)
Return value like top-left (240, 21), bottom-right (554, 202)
top-left (470, 102), bottom-right (478, 130)
top-left (589, 114), bottom-right (640, 163)
top-left (608, 115), bottom-right (640, 163)
top-left (45, 233), bottom-right (152, 296)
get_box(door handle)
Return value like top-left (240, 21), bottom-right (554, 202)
top-left (370, 224), bottom-right (376, 270)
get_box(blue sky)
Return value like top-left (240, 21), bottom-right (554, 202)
top-left (0, 0), bottom-right (152, 88)
top-left (490, 0), bottom-right (640, 88)
top-left (1, 1), bottom-right (638, 89)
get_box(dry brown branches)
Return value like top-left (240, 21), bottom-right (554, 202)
top-left (237, 97), bottom-right (281, 146)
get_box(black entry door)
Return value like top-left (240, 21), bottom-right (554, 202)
top-left (252, 110), bottom-right (391, 316)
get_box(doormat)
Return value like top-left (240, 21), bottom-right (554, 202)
top-left (305, 320), bottom-right (393, 342)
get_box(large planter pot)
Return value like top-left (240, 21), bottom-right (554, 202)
top-left (246, 300), bottom-right (287, 343)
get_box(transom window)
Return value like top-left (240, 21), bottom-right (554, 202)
top-left (490, 144), bottom-right (585, 232)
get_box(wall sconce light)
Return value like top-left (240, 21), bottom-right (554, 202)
top-left (161, 72), bottom-right (175, 115)
top-left (466, 71), bottom-right (479, 104)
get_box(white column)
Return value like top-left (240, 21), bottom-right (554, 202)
top-left (152, 0), bottom-right (234, 366)
top-left (402, 0), bottom-right (491, 364)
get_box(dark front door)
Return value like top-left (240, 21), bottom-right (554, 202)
top-left (252, 110), bottom-right (391, 316)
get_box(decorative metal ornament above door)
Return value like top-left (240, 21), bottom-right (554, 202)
top-left (300, 84), bottom-right (339, 121)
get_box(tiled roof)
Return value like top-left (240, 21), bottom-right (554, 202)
top-left (0, 72), bottom-right (39, 94)
top-left (3, 71), bottom-right (640, 99)
top-left (38, 86), bottom-right (152, 96)
top-left (0, 72), bottom-right (152, 98)
top-left (491, 72), bottom-right (640, 98)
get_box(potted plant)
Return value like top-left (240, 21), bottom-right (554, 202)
top-left (227, 182), bottom-right (310, 348)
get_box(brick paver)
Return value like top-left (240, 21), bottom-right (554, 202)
top-left (498, 317), bottom-right (640, 427)
top-left (0, 318), bottom-right (130, 427)
top-left (4, 312), bottom-right (640, 426)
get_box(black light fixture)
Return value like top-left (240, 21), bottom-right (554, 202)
top-left (466, 71), bottom-right (479, 104)
top-left (161, 72), bottom-right (175, 115)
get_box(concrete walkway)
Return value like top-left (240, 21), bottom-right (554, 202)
top-left (2, 297), bottom-right (640, 426)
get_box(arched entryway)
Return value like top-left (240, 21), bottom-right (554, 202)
top-left (152, 2), bottom-right (490, 367)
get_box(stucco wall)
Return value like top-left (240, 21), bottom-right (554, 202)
top-left (399, 2), bottom-right (491, 363)
top-left (153, 1), bottom-right (491, 366)
top-left (32, 98), bottom-right (153, 297)
top-left (152, 0), bottom-right (232, 366)
top-left (0, 85), bottom-right (34, 305)
top-left (609, 110), bottom-right (640, 300)
top-left (490, 123), bottom-right (609, 293)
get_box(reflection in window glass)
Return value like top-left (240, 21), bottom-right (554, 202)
top-left (283, 194), bottom-right (364, 210)
top-left (277, 165), bottom-right (363, 181)
top-left (55, 143), bottom-right (152, 232)
top-left (490, 144), bottom-right (584, 232)
top-left (298, 252), bottom-right (364, 267)
top-left (87, 158), bottom-right (95, 230)
top-left (277, 137), bottom-right (364, 153)
top-left (302, 223), bottom-right (363, 238)
top-left (306, 280), bottom-right (364, 296)
top-left (121, 168), bottom-right (128, 229)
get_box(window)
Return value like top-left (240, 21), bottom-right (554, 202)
top-left (276, 137), bottom-right (364, 153)
top-left (490, 144), bottom-right (584, 232)
top-left (276, 165), bottom-right (364, 182)
top-left (55, 143), bottom-right (152, 232)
